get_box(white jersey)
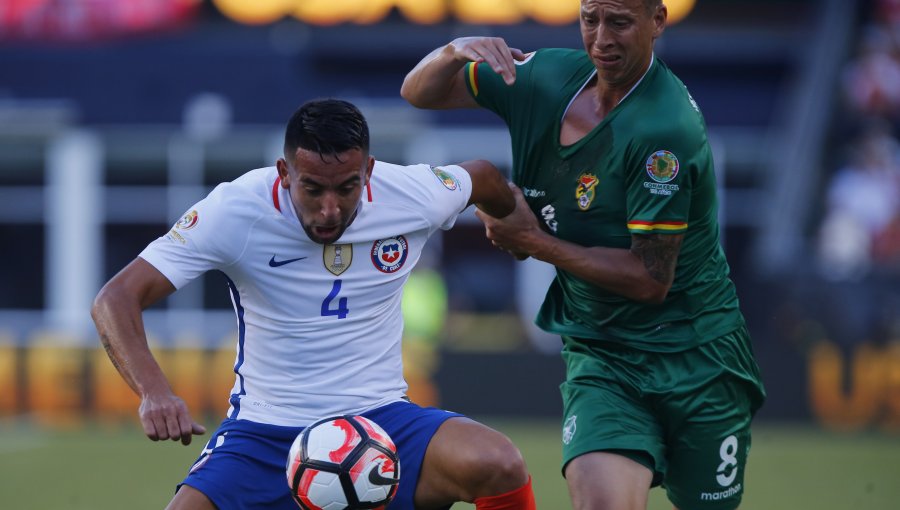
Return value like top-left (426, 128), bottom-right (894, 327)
top-left (140, 161), bottom-right (473, 426)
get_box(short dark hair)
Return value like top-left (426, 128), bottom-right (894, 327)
top-left (284, 99), bottom-right (370, 161)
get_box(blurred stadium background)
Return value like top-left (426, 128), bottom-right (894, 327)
top-left (1, 0), bottom-right (900, 508)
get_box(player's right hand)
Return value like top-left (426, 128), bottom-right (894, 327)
top-left (448, 37), bottom-right (527, 85)
top-left (139, 392), bottom-right (207, 445)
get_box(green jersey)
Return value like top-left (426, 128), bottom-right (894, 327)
top-left (465, 49), bottom-right (744, 352)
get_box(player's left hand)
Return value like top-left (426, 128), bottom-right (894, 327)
top-left (475, 183), bottom-right (543, 258)
top-left (447, 37), bottom-right (527, 86)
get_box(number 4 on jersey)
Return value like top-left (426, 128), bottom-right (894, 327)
top-left (321, 280), bottom-right (349, 319)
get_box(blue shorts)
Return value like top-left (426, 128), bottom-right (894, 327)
top-left (180, 401), bottom-right (462, 510)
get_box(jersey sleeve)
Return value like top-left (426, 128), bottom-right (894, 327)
top-left (404, 163), bottom-right (473, 232)
top-left (138, 183), bottom-right (255, 288)
top-left (624, 129), bottom-right (709, 236)
top-left (464, 51), bottom-right (539, 124)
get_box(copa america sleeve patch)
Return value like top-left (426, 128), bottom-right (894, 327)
top-left (645, 150), bottom-right (679, 183)
top-left (428, 166), bottom-right (461, 191)
top-left (175, 210), bottom-right (199, 230)
top-left (165, 209), bottom-right (199, 244)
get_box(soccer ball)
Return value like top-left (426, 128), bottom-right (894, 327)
top-left (287, 415), bottom-right (400, 510)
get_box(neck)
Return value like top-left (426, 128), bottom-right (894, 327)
top-left (592, 55), bottom-right (654, 115)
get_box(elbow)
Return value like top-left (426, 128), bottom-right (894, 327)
top-left (631, 282), bottom-right (670, 305)
top-left (400, 81), bottom-right (425, 109)
top-left (91, 282), bottom-right (125, 327)
top-left (90, 289), bottom-right (108, 347)
top-left (399, 82), bottom-right (413, 105)
top-left (642, 291), bottom-right (668, 306)
top-left (90, 285), bottom-right (112, 325)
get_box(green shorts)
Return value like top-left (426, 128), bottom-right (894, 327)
top-left (560, 325), bottom-right (766, 510)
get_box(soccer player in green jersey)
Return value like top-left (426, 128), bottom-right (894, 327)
top-left (401, 1), bottom-right (766, 509)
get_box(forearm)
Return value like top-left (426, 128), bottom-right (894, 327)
top-left (528, 234), bottom-right (669, 303)
top-left (401, 45), bottom-right (469, 109)
top-left (460, 160), bottom-right (515, 218)
top-left (92, 288), bottom-right (171, 398)
top-left (475, 188), bottom-right (515, 219)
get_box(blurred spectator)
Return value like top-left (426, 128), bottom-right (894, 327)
top-left (814, 121), bottom-right (900, 347)
top-left (870, 0), bottom-right (900, 256)
top-left (876, 0), bottom-right (900, 27)
top-left (806, 1), bottom-right (900, 349)
top-left (841, 24), bottom-right (900, 123)
top-left (817, 121), bottom-right (900, 280)
top-left (0, 0), bottom-right (198, 41)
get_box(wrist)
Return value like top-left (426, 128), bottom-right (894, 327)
top-left (526, 230), bottom-right (555, 262)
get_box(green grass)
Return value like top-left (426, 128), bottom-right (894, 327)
top-left (480, 420), bottom-right (900, 510)
top-left (1, 419), bottom-right (899, 509)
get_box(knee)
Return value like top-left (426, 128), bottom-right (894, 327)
top-left (463, 436), bottom-right (529, 498)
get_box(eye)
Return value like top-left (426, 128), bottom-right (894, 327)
top-left (338, 181), bottom-right (360, 195)
top-left (611, 17), bottom-right (631, 28)
top-left (304, 187), bottom-right (323, 196)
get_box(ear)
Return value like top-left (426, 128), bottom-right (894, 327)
top-left (276, 158), bottom-right (291, 188)
top-left (653, 4), bottom-right (668, 38)
top-left (363, 155), bottom-right (375, 185)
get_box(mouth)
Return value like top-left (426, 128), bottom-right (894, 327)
top-left (302, 220), bottom-right (344, 244)
top-left (313, 225), bottom-right (340, 238)
top-left (595, 54), bottom-right (622, 67)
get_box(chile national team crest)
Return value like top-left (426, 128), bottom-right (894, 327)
top-left (575, 173), bottom-right (599, 211)
top-left (371, 236), bottom-right (409, 273)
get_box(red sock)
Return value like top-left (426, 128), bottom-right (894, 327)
top-left (473, 476), bottom-right (537, 510)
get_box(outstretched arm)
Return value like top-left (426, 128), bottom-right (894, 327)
top-left (458, 159), bottom-right (516, 219)
top-left (91, 257), bottom-right (206, 444)
top-left (476, 184), bottom-right (682, 303)
top-left (401, 37), bottom-right (526, 110)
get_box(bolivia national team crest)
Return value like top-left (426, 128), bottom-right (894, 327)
top-left (575, 173), bottom-right (599, 211)
top-left (371, 236), bottom-right (409, 273)
top-left (430, 166), bottom-right (460, 191)
top-left (562, 415), bottom-right (577, 445)
top-left (324, 244), bottom-right (352, 276)
top-left (646, 150), bottom-right (679, 183)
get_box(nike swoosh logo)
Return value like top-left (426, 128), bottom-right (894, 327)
top-left (367, 464), bottom-right (399, 486)
top-left (268, 255), bottom-right (307, 267)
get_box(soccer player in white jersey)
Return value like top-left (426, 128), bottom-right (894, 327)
top-left (91, 99), bottom-right (537, 510)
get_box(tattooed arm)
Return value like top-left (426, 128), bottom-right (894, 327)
top-left (91, 257), bottom-right (206, 444)
top-left (630, 233), bottom-right (683, 289)
top-left (531, 233), bottom-right (681, 304)
top-left (475, 186), bottom-right (682, 303)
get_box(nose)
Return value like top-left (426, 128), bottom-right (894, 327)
top-left (591, 24), bottom-right (613, 50)
top-left (319, 193), bottom-right (341, 222)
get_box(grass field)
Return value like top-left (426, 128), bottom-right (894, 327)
top-left (2, 418), bottom-right (899, 509)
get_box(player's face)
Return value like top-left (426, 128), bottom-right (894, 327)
top-left (277, 147), bottom-right (374, 245)
top-left (580, 0), bottom-right (666, 89)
